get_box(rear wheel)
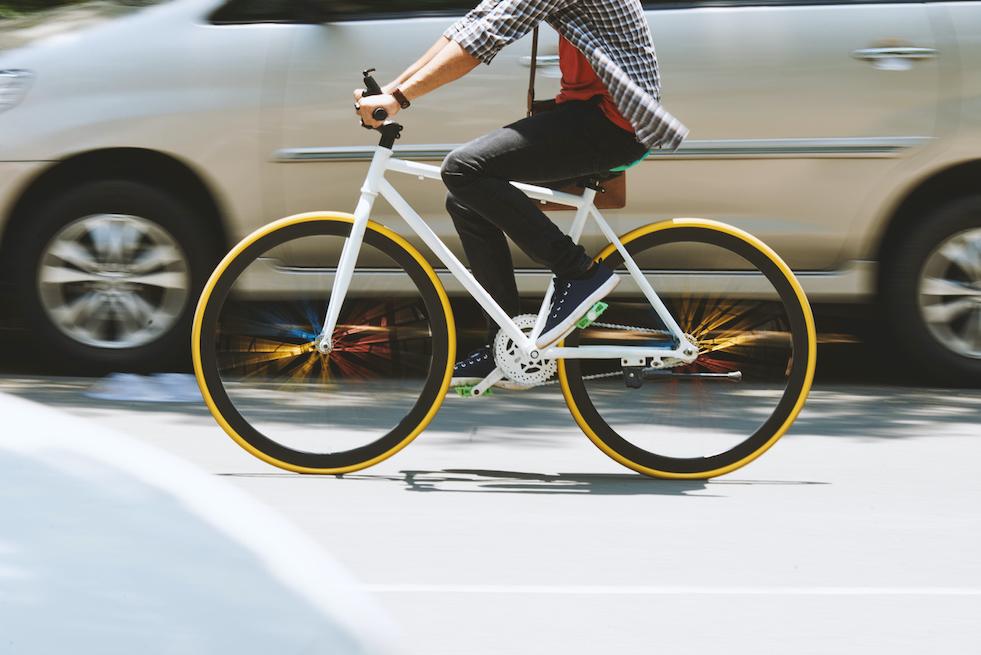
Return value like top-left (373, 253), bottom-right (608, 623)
top-left (192, 212), bottom-right (455, 474)
top-left (559, 219), bottom-right (816, 479)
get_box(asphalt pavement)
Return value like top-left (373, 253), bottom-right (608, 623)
top-left (0, 367), bottom-right (978, 654)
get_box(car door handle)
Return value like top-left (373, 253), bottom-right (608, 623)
top-left (519, 55), bottom-right (561, 67)
top-left (851, 47), bottom-right (937, 61)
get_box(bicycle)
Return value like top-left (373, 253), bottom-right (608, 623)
top-left (191, 70), bottom-right (816, 480)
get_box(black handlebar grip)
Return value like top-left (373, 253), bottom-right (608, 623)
top-left (372, 108), bottom-right (389, 122)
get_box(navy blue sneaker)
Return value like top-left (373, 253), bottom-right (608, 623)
top-left (537, 264), bottom-right (620, 348)
top-left (450, 346), bottom-right (496, 387)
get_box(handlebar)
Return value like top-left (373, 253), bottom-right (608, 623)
top-left (361, 68), bottom-right (402, 149)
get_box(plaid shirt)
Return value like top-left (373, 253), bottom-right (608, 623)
top-left (444, 0), bottom-right (688, 151)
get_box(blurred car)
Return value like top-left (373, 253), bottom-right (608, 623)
top-left (0, 0), bottom-right (979, 382)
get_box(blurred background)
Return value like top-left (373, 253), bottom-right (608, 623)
top-left (2, 3), bottom-right (980, 655)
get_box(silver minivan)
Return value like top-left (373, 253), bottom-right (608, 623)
top-left (1, 0), bottom-right (979, 382)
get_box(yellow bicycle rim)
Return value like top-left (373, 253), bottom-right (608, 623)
top-left (558, 217), bottom-right (817, 479)
top-left (191, 211), bottom-right (456, 474)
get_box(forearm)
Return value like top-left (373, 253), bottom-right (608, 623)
top-left (399, 40), bottom-right (480, 102)
top-left (384, 36), bottom-right (451, 93)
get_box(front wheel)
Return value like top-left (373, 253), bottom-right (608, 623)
top-left (559, 219), bottom-right (816, 479)
top-left (192, 212), bottom-right (455, 474)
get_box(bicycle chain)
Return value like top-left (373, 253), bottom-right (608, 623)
top-left (591, 321), bottom-right (672, 335)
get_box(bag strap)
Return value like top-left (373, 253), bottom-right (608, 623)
top-left (526, 26), bottom-right (539, 117)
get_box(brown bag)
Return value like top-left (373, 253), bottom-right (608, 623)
top-left (526, 27), bottom-right (627, 211)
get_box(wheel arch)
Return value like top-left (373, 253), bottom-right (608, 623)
top-left (874, 158), bottom-right (981, 292)
top-left (0, 148), bottom-right (231, 281)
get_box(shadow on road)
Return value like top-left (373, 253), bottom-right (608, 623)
top-left (404, 469), bottom-right (715, 495)
top-left (781, 387), bottom-right (981, 439)
top-left (2, 373), bottom-right (977, 443)
top-left (218, 469), bottom-right (828, 496)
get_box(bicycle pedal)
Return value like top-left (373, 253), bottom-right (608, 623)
top-left (575, 301), bottom-right (609, 330)
top-left (453, 385), bottom-right (493, 398)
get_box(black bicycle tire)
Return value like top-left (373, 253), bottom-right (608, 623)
top-left (560, 221), bottom-right (816, 479)
top-left (193, 214), bottom-right (454, 473)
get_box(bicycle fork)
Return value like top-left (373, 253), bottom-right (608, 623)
top-left (315, 152), bottom-right (389, 353)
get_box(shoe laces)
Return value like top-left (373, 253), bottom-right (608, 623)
top-left (456, 347), bottom-right (490, 370)
top-left (549, 281), bottom-right (572, 319)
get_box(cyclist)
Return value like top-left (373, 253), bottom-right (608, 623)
top-left (355, 0), bottom-right (688, 387)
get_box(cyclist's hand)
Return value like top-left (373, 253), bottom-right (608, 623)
top-left (356, 93), bottom-right (400, 128)
top-left (354, 88), bottom-right (366, 102)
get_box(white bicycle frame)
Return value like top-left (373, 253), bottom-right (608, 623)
top-left (316, 145), bottom-right (698, 385)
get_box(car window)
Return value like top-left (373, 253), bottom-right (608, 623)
top-left (210, 0), bottom-right (475, 24)
top-left (210, 0), bottom-right (296, 23)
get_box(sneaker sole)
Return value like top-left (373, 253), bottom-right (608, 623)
top-left (536, 274), bottom-right (621, 349)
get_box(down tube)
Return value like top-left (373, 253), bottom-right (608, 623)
top-left (378, 178), bottom-right (529, 347)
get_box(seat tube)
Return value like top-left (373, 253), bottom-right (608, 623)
top-left (570, 188), bottom-right (596, 243)
top-left (530, 191), bottom-right (595, 340)
top-left (317, 147), bottom-right (391, 352)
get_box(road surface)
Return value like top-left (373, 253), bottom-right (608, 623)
top-left (0, 373), bottom-right (978, 654)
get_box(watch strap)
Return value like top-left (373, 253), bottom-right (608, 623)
top-left (393, 88), bottom-right (411, 109)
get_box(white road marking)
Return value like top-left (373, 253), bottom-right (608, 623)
top-left (363, 584), bottom-right (981, 596)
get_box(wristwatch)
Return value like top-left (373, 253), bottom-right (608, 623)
top-left (392, 88), bottom-right (411, 110)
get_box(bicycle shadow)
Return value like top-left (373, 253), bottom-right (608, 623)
top-left (397, 469), bottom-right (830, 496)
top-left (398, 469), bottom-right (714, 496)
top-left (221, 468), bottom-right (827, 496)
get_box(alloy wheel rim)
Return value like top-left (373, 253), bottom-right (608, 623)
top-left (918, 227), bottom-right (981, 359)
top-left (37, 214), bottom-right (190, 349)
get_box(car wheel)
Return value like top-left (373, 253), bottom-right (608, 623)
top-left (882, 195), bottom-right (981, 385)
top-left (14, 180), bottom-right (215, 372)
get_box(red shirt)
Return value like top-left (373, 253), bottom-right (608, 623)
top-left (554, 35), bottom-right (634, 134)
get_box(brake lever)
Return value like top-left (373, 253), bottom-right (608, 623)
top-left (359, 67), bottom-right (389, 129)
top-left (363, 68), bottom-right (383, 96)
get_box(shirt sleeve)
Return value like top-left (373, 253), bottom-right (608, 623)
top-left (442, 0), bottom-right (498, 41)
top-left (444, 0), bottom-right (573, 65)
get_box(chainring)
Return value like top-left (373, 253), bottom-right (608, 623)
top-left (493, 314), bottom-right (557, 387)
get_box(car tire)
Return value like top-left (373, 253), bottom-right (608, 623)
top-left (881, 195), bottom-right (981, 386)
top-left (14, 180), bottom-right (217, 372)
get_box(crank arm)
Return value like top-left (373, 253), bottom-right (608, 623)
top-left (472, 368), bottom-right (504, 396)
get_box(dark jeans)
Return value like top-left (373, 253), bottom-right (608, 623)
top-left (441, 99), bottom-right (649, 343)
